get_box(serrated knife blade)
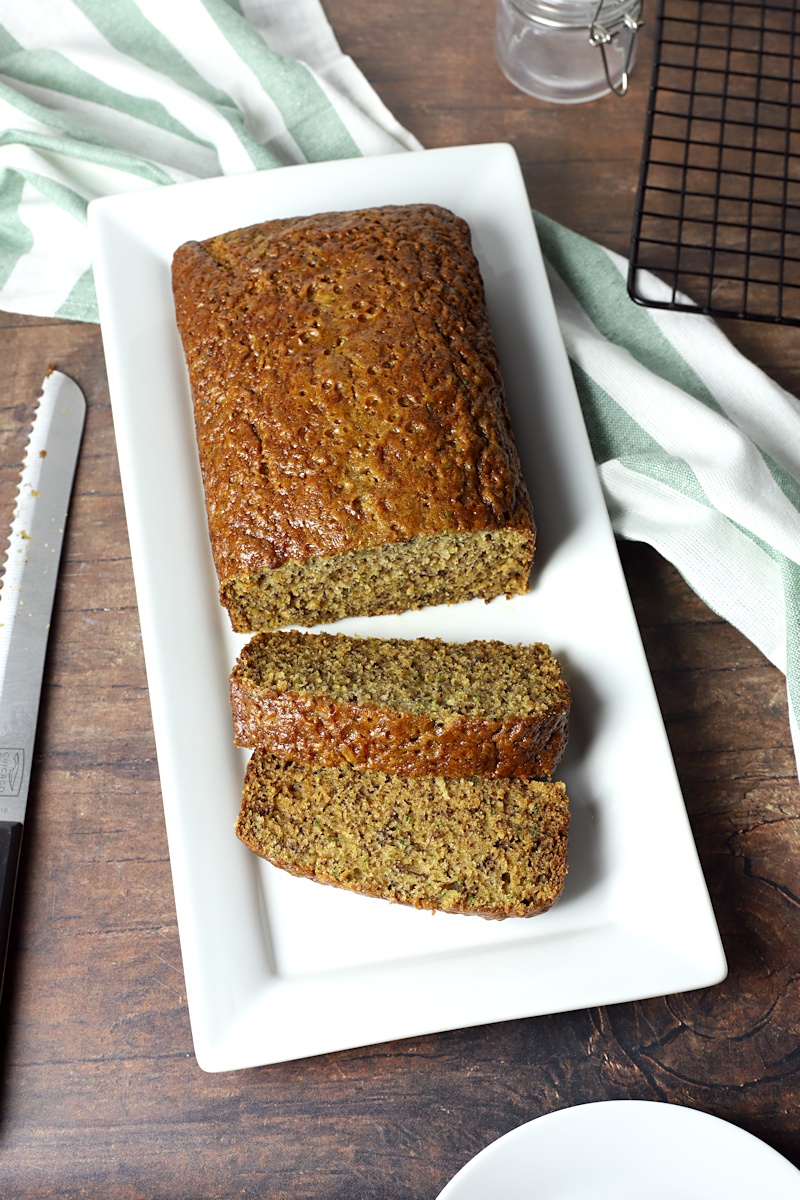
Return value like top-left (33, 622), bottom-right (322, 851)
top-left (0, 370), bottom-right (85, 998)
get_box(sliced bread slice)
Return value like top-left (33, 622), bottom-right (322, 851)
top-left (235, 751), bottom-right (569, 919)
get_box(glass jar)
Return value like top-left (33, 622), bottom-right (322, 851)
top-left (496, 0), bottom-right (643, 104)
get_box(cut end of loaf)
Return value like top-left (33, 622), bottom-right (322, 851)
top-left (235, 753), bottom-right (569, 919)
top-left (222, 527), bottom-right (534, 632)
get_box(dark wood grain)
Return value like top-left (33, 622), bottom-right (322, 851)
top-left (0, 2), bottom-right (798, 1195)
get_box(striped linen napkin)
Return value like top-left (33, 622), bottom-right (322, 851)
top-left (1, 0), bottom-right (798, 777)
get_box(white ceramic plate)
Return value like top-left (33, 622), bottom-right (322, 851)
top-left (437, 1100), bottom-right (800, 1198)
top-left (88, 143), bottom-right (726, 1072)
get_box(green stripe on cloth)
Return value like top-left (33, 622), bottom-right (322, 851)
top-left (762, 445), bottom-right (800, 514)
top-left (783, 559), bottom-right (800, 715)
top-left (1, 46), bottom-right (212, 148)
top-left (0, 128), bottom-right (176, 186)
top-left (534, 212), bottom-right (725, 417)
top-left (55, 265), bottom-right (97, 321)
top-left (0, 171), bottom-right (34, 290)
top-left (71, 0), bottom-right (286, 170)
top-left (572, 362), bottom-right (718, 511)
top-left (0, 22), bottom-right (22, 59)
top-left (571, 361), bottom-right (663, 462)
top-left (12, 167), bottom-right (88, 220)
top-left (199, 0), bottom-right (361, 162)
top-left (72, 0), bottom-right (241, 119)
top-left (0, 78), bottom-right (122, 151)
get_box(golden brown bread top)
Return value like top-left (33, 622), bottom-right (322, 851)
top-left (232, 688), bottom-right (568, 779)
top-left (171, 204), bottom-right (534, 581)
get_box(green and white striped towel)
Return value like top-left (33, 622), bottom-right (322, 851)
top-left (1, 0), bottom-right (798, 778)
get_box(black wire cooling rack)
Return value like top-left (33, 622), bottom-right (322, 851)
top-left (628, 0), bottom-right (800, 325)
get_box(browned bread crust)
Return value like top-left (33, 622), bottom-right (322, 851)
top-left (172, 203), bottom-right (535, 632)
top-left (236, 752), bottom-right (570, 919)
top-left (230, 631), bottom-right (570, 778)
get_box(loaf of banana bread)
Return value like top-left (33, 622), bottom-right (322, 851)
top-left (230, 631), bottom-right (570, 778)
top-left (235, 751), bottom-right (569, 919)
top-left (172, 203), bottom-right (535, 632)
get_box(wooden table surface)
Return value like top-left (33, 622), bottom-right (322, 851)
top-left (2, 2), bottom-right (799, 1196)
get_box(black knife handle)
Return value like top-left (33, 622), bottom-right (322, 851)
top-left (0, 821), bottom-right (23, 999)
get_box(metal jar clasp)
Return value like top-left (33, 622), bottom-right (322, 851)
top-left (589, 0), bottom-right (644, 95)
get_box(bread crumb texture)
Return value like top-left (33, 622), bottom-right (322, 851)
top-left (231, 631), bottom-right (571, 777)
top-left (172, 203), bottom-right (535, 631)
top-left (236, 752), bottom-right (569, 919)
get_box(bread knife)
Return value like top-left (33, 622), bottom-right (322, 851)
top-left (0, 370), bottom-right (85, 1000)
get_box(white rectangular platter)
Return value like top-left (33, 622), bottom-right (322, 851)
top-left (88, 143), bottom-right (726, 1072)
